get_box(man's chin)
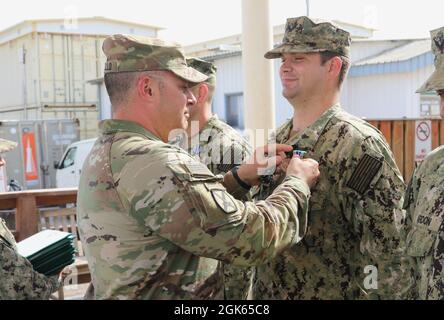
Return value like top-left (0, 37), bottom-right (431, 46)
top-left (282, 90), bottom-right (298, 100)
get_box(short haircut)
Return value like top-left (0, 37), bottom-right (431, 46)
top-left (104, 71), bottom-right (139, 106)
top-left (205, 83), bottom-right (215, 103)
top-left (191, 82), bottom-right (215, 104)
top-left (104, 71), bottom-right (164, 108)
top-left (319, 51), bottom-right (350, 88)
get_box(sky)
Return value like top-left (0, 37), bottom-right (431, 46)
top-left (1, 0), bottom-right (443, 45)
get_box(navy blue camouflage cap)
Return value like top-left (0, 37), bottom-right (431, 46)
top-left (186, 58), bottom-right (217, 86)
top-left (265, 16), bottom-right (351, 59)
top-left (417, 27), bottom-right (444, 93)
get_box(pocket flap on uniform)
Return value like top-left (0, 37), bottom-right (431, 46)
top-left (405, 227), bottom-right (436, 257)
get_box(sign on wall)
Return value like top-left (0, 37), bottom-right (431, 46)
top-left (22, 130), bottom-right (39, 187)
top-left (415, 120), bottom-right (432, 162)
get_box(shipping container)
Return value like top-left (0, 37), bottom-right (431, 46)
top-left (0, 17), bottom-right (161, 138)
top-left (0, 119), bottom-right (80, 189)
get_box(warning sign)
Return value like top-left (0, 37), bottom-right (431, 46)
top-left (22, 131), bottom-right (39, 187)
top-left (415, 120), bottom-right (432, 162)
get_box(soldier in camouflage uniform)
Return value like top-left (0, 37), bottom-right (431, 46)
top-left (184, 58), bottom-right (252, 176)
top-left (404, 26), bottom-right (444, 300)
top-left (76, 34), bottom-right (320, 300)
top-left (0, 138), bottom-right (59, 300)
top-left (183, 58), bottom-right (254, 300)
top-left (252, 16), bottom-right (416, 299)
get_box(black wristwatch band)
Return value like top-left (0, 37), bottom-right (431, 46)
top-left (230, 166), bottom-right (252, 190)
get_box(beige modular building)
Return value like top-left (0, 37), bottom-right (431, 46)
top-left (0, 17), bottom-right (162, 139)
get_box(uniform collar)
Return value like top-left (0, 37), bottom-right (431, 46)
top-left (196, 114), bottom-right (220, 144)
top-left (202, 114), bottom-right (220, 133)
top-left (99, 119), bottom-right (162, 142)
top-left (276, 104), bottom-right (342, 150)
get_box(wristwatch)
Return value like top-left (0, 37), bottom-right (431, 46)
top-left (230, 166), bottom-right (252, 190)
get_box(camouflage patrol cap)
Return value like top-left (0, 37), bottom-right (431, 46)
top-left (103, 34), bottom-right (208, 84)
top-left (0, 138), bottom-right (17, 153)
top-left (417, 27), bottom-right (444, 93)
top-left (265, 16), bottom-right (351, 59)
top-left (186, 58), bottom-right (217, 86)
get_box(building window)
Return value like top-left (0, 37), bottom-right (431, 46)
top-left (225, 93), bottom-right (244, 130)
top-left (420, 94), bottom-right (440, 117)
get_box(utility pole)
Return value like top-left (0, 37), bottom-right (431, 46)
top-left (306, 0), bottom-right (310, 17)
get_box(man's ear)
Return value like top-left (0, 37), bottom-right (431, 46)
top-left (137, 75), bottom-right (155, 99)
top-left (197, 83), bottom-right (209, 104)
top-left (328, 56), bottom-right (342, 78)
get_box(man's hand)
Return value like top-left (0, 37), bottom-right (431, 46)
top-left (286, 156), bottom-right (320, 188)
top-left (237, 144), bottom-right (293, 186)
top-left (0, 157), bottom-right (5, 168)
top-left (275, 157), bottom-right (291, 175)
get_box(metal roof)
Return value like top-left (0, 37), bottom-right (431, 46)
top-left (0, 16), bottom-right (164, 35)
top-left (349, 39), bottom-right (434, 77)
top-left (185, 18), bottom-right (374, 57)
top-left (0, 17), bottom-right (163, 45)
top-left (354, 39), bottom-right (430, 66)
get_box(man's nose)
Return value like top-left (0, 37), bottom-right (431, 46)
top-left (280, 61), bottom-right (291, 74)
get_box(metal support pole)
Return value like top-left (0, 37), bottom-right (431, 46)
top-left (241, 0), bottom-right (276, 147)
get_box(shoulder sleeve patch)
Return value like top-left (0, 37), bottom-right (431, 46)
top-left (211, 189), bottom-right (238, 214)
top-left (346, 153), bottom-right (383, 195)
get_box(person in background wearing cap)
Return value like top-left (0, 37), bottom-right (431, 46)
top-left (251, 16), bottom-right (416, 299)
top-left (0, 138), bottom-right (60, 299)
top-left (181, 58), bottom-right (254, 300)
top-left (76, 34), bottom-right (320, 299)
top-left (404, 27), bottom-right (444, 300)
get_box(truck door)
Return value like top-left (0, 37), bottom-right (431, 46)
top-left (56, 146), bottom-right (77, 188)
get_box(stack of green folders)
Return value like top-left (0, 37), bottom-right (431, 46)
top-left (17, 230), bottom-right (76, 276)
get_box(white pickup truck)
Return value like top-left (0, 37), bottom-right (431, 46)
top-left (55, 138), bottom-right (96, 188)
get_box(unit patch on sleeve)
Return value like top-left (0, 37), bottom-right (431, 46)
top-left (211, 189), bottom-right (238, 214)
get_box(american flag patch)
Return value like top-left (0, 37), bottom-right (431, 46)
top-left (346, 154), bottom-right (383, 195)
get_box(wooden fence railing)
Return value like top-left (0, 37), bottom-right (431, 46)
top-left (366, 118), bottom-right (444, 182)
top-left (0, 188), bottom-right (77, 241)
